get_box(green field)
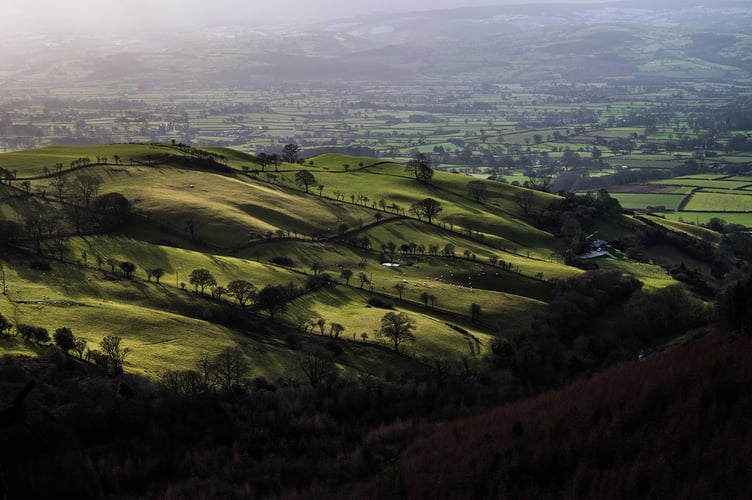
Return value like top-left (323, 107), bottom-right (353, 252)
top-left (650, 179), bottom-right (751, 190)
top-left (601, 172), bottom-right (752, 228)
top-left (665, 212), bottom-right (752, 227)
top-left (639, 215), bottom-right (723, 244)
top-left (609, 193), bottom-right (686, 210)
top-left (683, 191), bottom-right (752, 212)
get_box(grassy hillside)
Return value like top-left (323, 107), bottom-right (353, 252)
top-left (0, 144), bottom-right (690, 379)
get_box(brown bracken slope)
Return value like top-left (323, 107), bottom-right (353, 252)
top-left (322, 332), bottom-right (752, 500)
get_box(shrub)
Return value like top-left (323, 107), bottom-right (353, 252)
top-left (29, 260), bottom-right (52, 271)
top-left (367, 297), bottom-right (394, 309)
top-left (17, 323), bottom-right (35, 341)
top-left (273, 256), bottom-right (295, 267)
top-left (33, 327), bottom-right (50, 344)
top-left (306, 273), bottom-right (334, 290)
top-left (17, 324), bottom-right (50, 343)
top-left (325, 341), bottom-right (344, 356)
top-left (53, 327), bottom-right (76, 352)
top-left (87, 349), bottom-right (109, 371)
top-left (0, 313), bottom-right (13, 335)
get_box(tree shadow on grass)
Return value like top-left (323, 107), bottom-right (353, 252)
top-left (299, 286), bottom-right (355, 308)
top-left (75, 236), bottom-right (176, 277)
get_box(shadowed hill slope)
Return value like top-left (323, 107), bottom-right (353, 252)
top-left (328, 332), bottom-right (752, 500)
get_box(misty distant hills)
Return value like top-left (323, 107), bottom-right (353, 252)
top-left (303, 1), bottom-right (752, 45)
top-left (248, 1), bottom-right (752, 84)
top-left (1, 1), bottom-right (751, 87)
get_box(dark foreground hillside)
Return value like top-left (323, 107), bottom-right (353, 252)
top-left (313, 332), bottom-right (752, 500)
top-left (0, 332), bottom-right (750, 499)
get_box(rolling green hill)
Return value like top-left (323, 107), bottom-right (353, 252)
top-left (0, 144), bottom-right (692, 379)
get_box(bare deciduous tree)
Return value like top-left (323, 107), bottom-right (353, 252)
top-left (378, 312), bottom-right (417, 352)
top-left (99, 335), bottom-right (131, 374)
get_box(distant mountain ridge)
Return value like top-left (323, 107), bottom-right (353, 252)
top-left (299, 1), bottom-right (752, 45)
top-left (1, 1), bottom-right (751, 87)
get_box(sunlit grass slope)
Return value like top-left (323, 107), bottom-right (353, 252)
top-left (0, 254), bottom-right (423, 379)
top-left (0, 144), bottom-right (174, 177)
top-left (284, 155), bottom-right (560, 257)
top-left (0, 145), bottom-right (686, 378)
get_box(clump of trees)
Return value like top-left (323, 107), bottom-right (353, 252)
top-left (409, 198), bottom-right (443, 224)
top-left (404, 152), bottom-right (434, 183)
top-left (467, 180), bottom-right (488, 203)
top-left (176, 267), bottom-right (313, 322)
top-left (2, 319), bottom-right (89, 358)
top-left (1, 319), bottom-right (134, 375)
top-left (502, 269), bottom-right (709, 393)
top-left (53, 327), bottom-right (76, 352)
top-left (119, 261), bottom-right (136, 278)
top-left (16, 324), bottom-right (50, 343)
top-left (256, 284), bottom-right (290, 319)
top-left (189, 268), bottom-right (217, 294)
top-left (96, 335), bottom-right (131, 375)
top-left (714, 276), bottom-right (752, 336)
top-left (161, 347), bottom-right (250, 396)
top-left (91, 192), bottom-right (132, 232)
top-left (227, 280), bottom-right (256, 308)
top-left (8, 177), bottom-right (132, 263)
top-left (281, 143), bottom-right (300, 164)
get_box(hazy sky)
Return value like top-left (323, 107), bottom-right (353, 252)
top-left (0, 0), bottom-right (612, 32)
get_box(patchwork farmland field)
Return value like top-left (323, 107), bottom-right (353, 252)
top-left (649, 178), bottom-right (752, 190)
top-left (684, 192), bottom-right (752, 212)
top-left (608, 193), bottom-right (685, 211)
top-left (597, 175), bottom-right (752, 227)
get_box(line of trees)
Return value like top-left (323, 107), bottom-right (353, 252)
top-left (160, 347), bottom-right (249, 396)
top-left (300, 310), bottom-right (419, 353)
top-left (180, 260), bottom-right (423, 350)
top-left (183, 267), bottom-right (311, 320)
top-left (0, 314), bottom-right (133, 375)
top-left (2, 178), bottom-right (133, 260)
